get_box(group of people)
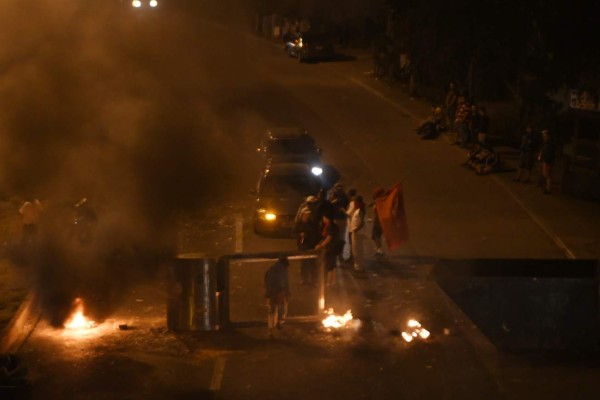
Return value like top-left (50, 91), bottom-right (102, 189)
top-left (293, 183), bottom-right (368, 287)
top-left (263, 184), bottom-right (388, 338)
top-left (443, 83), bottom-right (502, 175)
top-left (444, 83), bottom-right (491, 149)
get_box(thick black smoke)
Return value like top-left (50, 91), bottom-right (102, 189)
top-left (0, 1), bottom-right (240, 325)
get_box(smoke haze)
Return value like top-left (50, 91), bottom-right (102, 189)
top-left (0, 0), bottom-right (249, 325)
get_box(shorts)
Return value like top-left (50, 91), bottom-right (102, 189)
top-left (323, 252), bottom-right (337, 272)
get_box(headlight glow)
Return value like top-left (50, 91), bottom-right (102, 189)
top-left (264, 213), bottom-right (277, 221)
top-left (150, 0), bottom-right (158, 7)
top-left (311, 166), bottom-right (323, 176)
top-left (258, 209), bottom-right (277, 221)
top-left (132, 0), bottom-right (142, 7)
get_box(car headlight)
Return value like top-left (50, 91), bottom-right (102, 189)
top-left (311, 166), bottom-right (323, 176)
top-left (132, 0), bottom-right (142, 7)
top-left (258, 209), bottom-right (277, 221)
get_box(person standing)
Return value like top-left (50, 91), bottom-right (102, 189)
top-left (454, 96), bottom-right (471, 148)
top-left (315, 208), bottom-right (341, 287)
top-left (294, 196), bottom-right (321, 285)
top-left (370, 188), bottom-right (385, 257)
top-left (344, 188), bottom-right (358, 264)
top-left (327, 183), bottom-right (349, 265)
top-left (514, 125), bottom-right (536, 183)
top-left (19, 198), bottom-right (43, 246)
top-left (347, 195), bottom-right (366, 271)
top-left (538, 129), bottom-right (555, 194)
top-left (444, 82), bottom-right (458, 130)
top-left (264, 256), bottom-right (291, 338)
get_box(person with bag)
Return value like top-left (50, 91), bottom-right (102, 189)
top-left (264, 256), bottom-right (291, 338)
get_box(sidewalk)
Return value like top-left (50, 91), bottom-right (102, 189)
top-left (325, 47), bottom-right (600, 260)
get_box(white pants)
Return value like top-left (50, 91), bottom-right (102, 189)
top-left (350, 231), bottom-right (364, 270)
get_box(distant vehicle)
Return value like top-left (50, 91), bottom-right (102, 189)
top-left (257, 127), bottom-right (322, 166)
top-left (285, 32), bottom-right (335, 62)
top-left (129, 0), bottom-right (158, 8)
top-left (251, 163), bottom-right (326, 237)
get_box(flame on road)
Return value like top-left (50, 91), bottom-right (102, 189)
top-left (401, 319), bottom-right (430, 343)
top-left (322, 308), bottom-right (353, 330)
top-left (64, 298), bottom-right (96, 331)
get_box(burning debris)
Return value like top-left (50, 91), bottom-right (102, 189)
top-left (63, 298), bottom-right (97, 331)
top-left (321, 308), bottom-right (360, 331)
top-left (401, 319), bottom-right (430, 343)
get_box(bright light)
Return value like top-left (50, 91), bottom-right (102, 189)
top-left (132, 0), bottom-right (142, 7)
top-left (265, 213), bottom-right (276, 221)
top-left (311, 166), bottom-right (323, 176)
top-left (64, 298), bottom-right (96, 331)
top-left (401, 319), bottom-right (430, 343)
top-left (407, 319), bottom-right (421, 328)
top-left (322, 308), bottom-right (353, 329)
top-left (401, 332), bottom-right (413, 342)
top-left (149, 0), bottom-right (158, 7)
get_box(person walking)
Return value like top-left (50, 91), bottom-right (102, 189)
top-left (514, 125), bottom-right (536, 183)
top-left (370, 188), bottom-right (385, 257)
top-left (347, 195), bottom-right (366, 271)
top-left (538, 129), bottom-right (555, 194)
top-left (264, 256), bottom-right (291, 338)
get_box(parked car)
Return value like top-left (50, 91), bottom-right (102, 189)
top-left (257, 127), bottom-right (322, 166)
top-left (251, 163), bottom-right (327, 237)
top-left (285, 32), bottom-right (335, 62)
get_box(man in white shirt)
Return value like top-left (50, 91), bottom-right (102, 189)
top-left (19, 198), bottom-right (43, 246)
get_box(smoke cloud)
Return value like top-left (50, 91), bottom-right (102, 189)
top-left (0, 0), bottom-right (244, 325)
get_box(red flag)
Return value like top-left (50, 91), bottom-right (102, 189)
top-left (375, 182), bottom-right (409, 250)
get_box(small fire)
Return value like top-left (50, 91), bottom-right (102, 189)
top-left (401, 319), bottom-right (430, 343)
top-left (64, 298), bottom-right (96, 330)
top-left (322, 308), bottom-right (353, 329)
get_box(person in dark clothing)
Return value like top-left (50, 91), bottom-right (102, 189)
top-left (538, 129), bottom-right (555, 194)
top-left (327, 183), bottom-right (349, 264)
top-left (514, 125), bottom-right (536, 182)
top-left (444, 82), bottom-right (458, 130)
top-left (294, 196), bottom-right (321, 285)
top-left (370, 187), bottom-right (385, 257)
top-left (264, 256), bottom-right (290, 338)
top-left (315, 207), bottom-right (341, 287)
top-left (469, 104), bottom-right (481, 147)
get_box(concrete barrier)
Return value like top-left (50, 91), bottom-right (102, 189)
top-left (431, 259), bottom-right (600, 350)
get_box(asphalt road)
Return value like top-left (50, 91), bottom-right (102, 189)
top-left (3, 5), bottom-right (600, 400)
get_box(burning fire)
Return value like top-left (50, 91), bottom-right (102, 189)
top-left (322, 308), bottom-right (353, 329)
top-left (401, 319), bottom-right (430, 343)
top-left (64, 298), bottom-right (96, 330)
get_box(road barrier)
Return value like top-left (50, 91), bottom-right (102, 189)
top-left (431, 258), bottom-right (600, 350)
top-left (168, 255), bottom-right (223, 331)
top-left (168, 251), bottom-right (322, 331)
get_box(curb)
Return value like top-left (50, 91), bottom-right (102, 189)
top-left (0, 293), bottom-right (39, 353)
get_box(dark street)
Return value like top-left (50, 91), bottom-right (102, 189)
top-left (1, 1), bottom-right (600, 399)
